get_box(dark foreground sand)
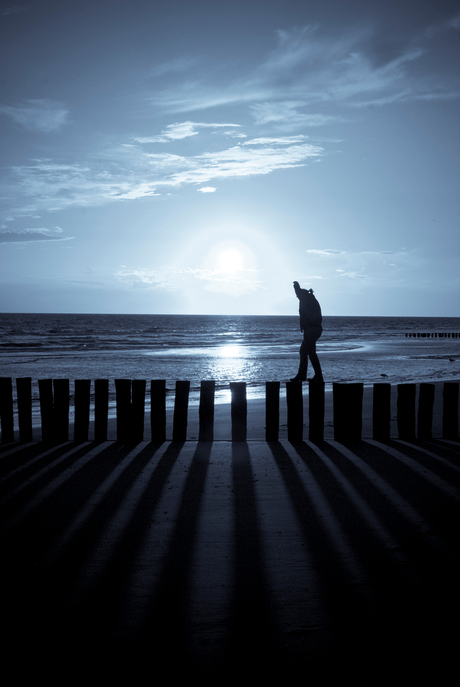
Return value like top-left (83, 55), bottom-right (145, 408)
top-left (1, 430), bottom-right (459, 684)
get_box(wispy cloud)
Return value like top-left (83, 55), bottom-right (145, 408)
top-left (250, 101), bottom-right (342, 128)
top-left (304, 247), bottom-right (415, 284)
top-left (0, 99), bottom-right (69, 132)
top-left (8, 135), bottom-right (322, 212)
top-left (0, 226), bottom-right (74, 244)
top-left (133, 121), bottom-right (241, 143)
top-left (198, 187), bottom-right (216, 193)
top-left (1, 4), bottom-right (26, 17)
top-left (149, 21), bottom-right (459, 116)
top-left (115, 265), bottom-right (263, 297)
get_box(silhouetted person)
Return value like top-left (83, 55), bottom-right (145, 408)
top-left (291, 281), bottom-right (323, 382)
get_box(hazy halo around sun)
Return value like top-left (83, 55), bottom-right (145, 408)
top-left (218, 249), bottom-right (243, 274)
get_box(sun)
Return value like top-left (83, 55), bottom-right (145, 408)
top-left (218, 249), bottom-right (243, 274)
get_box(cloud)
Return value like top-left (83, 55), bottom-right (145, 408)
top-left (304, 247), bottom-right (414, 284)
top-left (115, 265), bottom-right (263, 297)
top-left (198, 187), bottom-right (216, 193)
top-left (306, 249), bottom-right (344, 256)
top-left (149, 22), bottom-right (459, 114)
top-left (133, 121), bottom-right (241, 143)
top-left (250, 102), bottom-right (342, 127)
top-left (1, 5), bottom-right (26, 17)
top-left (0, 226), bottom-right (73, 244)
top-left (0, 99), bottom-right (68, 132)
top-left (8, 136), bottom-right (323, 211)
top-left (243, 135), bottom-right (307, 145)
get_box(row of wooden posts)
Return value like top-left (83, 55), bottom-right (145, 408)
top-left (0, 377), bottom-right (459, 445)
top-left (405, 332), bottom-right (460, 338)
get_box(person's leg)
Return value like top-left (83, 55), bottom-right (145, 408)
top-left (297, 338), bottom-right (308, 380)
top-left (308, 341), bottom-right (323, 381)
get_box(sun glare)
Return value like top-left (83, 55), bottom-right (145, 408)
top-left (218, 249), bottom-right (243, 274)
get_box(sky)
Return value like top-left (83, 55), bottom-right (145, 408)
top-left (1, 0), bottom-right (459, 316)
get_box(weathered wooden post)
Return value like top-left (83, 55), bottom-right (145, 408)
top-left (286, 381), bottom-right (303, 443)
top-left (231, 382), bottom-right (247, 442)
top-left (173, 380), bottom-right (190, 442)
top-left (74, 379), bottom-right (91, 443)
top-left (53, 379), bottom-right (69, 443)
top-left (333, 383), bottom-right (363, 442)
top-left (115, 379), bottom-right (131, 442)
top-left (151, 380), bottom-right (166, 443)
top-left (132, 379), bottom-right (146, 442)
top-left (308, 380), bottom-right (325, 442)
top-left (397, 383), bottom-right (416, 440)
top-left (199, 380), bottom-right (215, 442)
top-left (38, 379), bottom-right (54, 444)
top-left (418, 383), bottom-right (435, 440)
top-left (17, 377), bottom-right (33, 442)
top-left (265, 381), bottom-right (280, 442)
top-left (373, 383), bottom-right (391, 442)
top-left (0, 377), bottom-right (14, 444)
top-left (94, 379), bottom-right (109, 442)
top-left (442, 381), bottom-right (459, 440)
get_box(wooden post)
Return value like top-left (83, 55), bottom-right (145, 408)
top-left (231, 382), bottom-right (247, 442)
top-left (199, 380), bottom-right (215, 442)
top-left (373, 383), bottom-right (391, 442)
top-left (94, 379), bottom-right (109, 442)
top-left (0, 377), bottom-right (14, 443)
top-left (151, 380), bottom-right (166, 443)
top-left (397, 383), bottom-right (416, 440)
top-left (74, 379), bottom-right (91, 443)
top-left (115, 379), bottom-right (132, 443)
top-left (308, 380), bottom-right (325, 442)
top-left (173, 380), bottom-right (190, 442)
top-left (333, 383), bottom-right (363, 442)
top-left (53, 379), bottom-right (69, 443)
top-left (132, 379), bottom-right (146, 442)
top-left (418, 383), bottom-right (435, 440)
top-left (442, 382), bottom-right (459, 440)
top-left (17, 377), bottom-right (33, 442)
top-left (265, 381), bottom-right (280, 442)
top-left (286, 381), bottom-right (303, 443)
top-left (38, 379), bottom-right (54, 444)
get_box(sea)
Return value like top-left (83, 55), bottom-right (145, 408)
top-left (1, 313), bottom-right (460, 421)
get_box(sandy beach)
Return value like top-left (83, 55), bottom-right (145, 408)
top-left (2, 379), bottom-right (459, 683)
top-left (1, 431), bottom-right (459, 683)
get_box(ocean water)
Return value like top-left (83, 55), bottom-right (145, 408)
top-left (1, 313), bottom-right (460, 418)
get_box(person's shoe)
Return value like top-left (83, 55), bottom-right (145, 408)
top-left (310, 375), bottom-right (324, 383)
top-left (290, 375), bottom-right (306, 382)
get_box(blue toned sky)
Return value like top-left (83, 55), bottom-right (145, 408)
top-left (1, 0), bottom-right (459, 316)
